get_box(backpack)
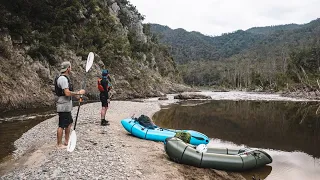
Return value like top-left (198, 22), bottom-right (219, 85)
top-left (98, 78), bottom-right (112, 92)
top-left (135, 115), bottom-right (157, 129)
top-left (54, 75), bottom-right (73, 96)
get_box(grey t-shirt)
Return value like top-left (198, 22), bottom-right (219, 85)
top-left (56, 76), bottom-right (73, 112)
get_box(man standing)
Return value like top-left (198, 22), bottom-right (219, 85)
top-left (98, 69), bottom-right (112, 126)
top-left (55, 61), bottom-right (85, 148)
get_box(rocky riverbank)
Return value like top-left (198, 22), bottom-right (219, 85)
top-left (0, 97), bottom-right (245, 180)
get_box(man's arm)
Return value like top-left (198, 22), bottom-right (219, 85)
top-left (59, 76), bottom-right (85, 96)
top-left (63, 89), bottom-right (85, 97)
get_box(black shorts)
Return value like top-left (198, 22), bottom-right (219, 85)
top-left (100, 93), bottom-right (109, 107)
top-left (58, 112), bottom-right (73, 128)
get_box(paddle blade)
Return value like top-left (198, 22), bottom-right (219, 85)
top-left (86, 52), bottom-right (94, 72)
top-left (67, 130), bottom-right (77, 152)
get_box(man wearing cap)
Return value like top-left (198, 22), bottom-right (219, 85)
top-left (55, 61), bottom-right (86, 148)
top-left (98, 69), bottom-right (112, 126)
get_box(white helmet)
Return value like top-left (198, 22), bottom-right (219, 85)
top-left (196, 144), bottom-right (207, 153)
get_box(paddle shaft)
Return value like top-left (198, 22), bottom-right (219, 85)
top-left (73, 100), bottom-right (82, 130)
top-left (73, 65), bottom-right (89, 130)
top-left (73, 55), bottom-right (91, 130)
top-left (67, 52), bottom-right (94, 152)
top-left (82, 73), bottom-right (88, 90)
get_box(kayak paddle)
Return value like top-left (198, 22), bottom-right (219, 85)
top-left (67, 52), bottom-right (94, 152)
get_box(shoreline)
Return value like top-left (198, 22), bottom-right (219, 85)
top-left (1, 89), bottom-right (318, 119)
top-left (0, 98), bottom-right (246, 180)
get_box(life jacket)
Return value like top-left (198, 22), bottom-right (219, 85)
top-left (98, 77), bottom-right (112, 92)
top-left (54, 75), bottom-right (73, 96)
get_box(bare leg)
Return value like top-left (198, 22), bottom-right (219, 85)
top-left (105, 107), bottom-right (108, 115)
top-left (57, 127), bottom-right (63, 146)
top-left (100, 106), bottom-right (109, 126)
top-left (64, 123), bottom-right (72, 145)
top-left (101, 107), bottom-right (107, 119)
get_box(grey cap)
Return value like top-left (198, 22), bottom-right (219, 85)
top-left (60, 61), bottom-right (71, 73)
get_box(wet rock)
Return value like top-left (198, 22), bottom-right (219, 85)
top-left (158, 97), bottom-right (168, 100)
top-left (174, 93), bottom-right (212, 100)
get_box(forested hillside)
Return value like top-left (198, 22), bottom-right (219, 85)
top-left (246, 24), bottom-right (301, 35)
top-left (0, 0), bottom-right (186, 112)
top-left (151, 19), bottom-right (320, 64)
top-left (150, 19), bottom-right (320, 95)
top-left (151, 24), bottom-right (264, 63)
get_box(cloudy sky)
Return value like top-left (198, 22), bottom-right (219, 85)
top-left (129, 0), bottom-right (320, 36)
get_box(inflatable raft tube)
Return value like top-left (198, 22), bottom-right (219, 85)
top-left (164, 137), bottom-right (272, 171)
top-left (121, 118), bottom-right (209, 145)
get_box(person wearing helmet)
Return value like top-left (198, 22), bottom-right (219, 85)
top-left (98, 69), bottom-right (112, 126)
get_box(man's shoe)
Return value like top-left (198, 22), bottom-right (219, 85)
top-left (101, 119), bottom-right (107, 126)
top-left (105, 120), bottom-right (110, 125)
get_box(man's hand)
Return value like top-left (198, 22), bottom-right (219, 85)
top-left (74, 89), bottom-right (85, 99)
top-left (79, 89), bottom-right (85, 95)
top-left (107, 99), bottom-right (110, 104)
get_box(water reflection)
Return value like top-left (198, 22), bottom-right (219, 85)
top-left (153, 100), bottom-right (320, 157)
top-left (209, 138), bottom-right (320, 180)
top-left (153, 100), bottom-right (320, 180)
top-left (241, 165), bottom-right (272, 180)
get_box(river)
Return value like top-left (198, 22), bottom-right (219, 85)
top-left (153, 91), bottom-right (320, 180)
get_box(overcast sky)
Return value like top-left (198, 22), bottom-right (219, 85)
top-left (129, 0), bottom-right (320, 36)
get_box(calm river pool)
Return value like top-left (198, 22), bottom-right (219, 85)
top-left (153, 100), bottom-right (320, 180)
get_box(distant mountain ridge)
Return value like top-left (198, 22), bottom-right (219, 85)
top-left (246, 23), bottom-right (301, 35)
top-left (150, 18), bottom-right (320, 63)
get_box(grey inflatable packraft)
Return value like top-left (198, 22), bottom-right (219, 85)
top-left (164, 137), bottom-right (272, 171)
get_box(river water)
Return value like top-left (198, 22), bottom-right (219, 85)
top-left (0, 108), bottom-right (56, 162)
top-left (0, 100), bottom-right (98, 163)
top-left (153, 94), bottom-right (320, 180)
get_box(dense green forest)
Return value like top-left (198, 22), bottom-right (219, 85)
top-left (0, 0), bottom-right (182, 111)
top-left (150, 19), bottom-right (320, 92)
top-left (1, 0), bottom-right (133, 64)
top-left (0, 0), bottom-right (178, 78)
